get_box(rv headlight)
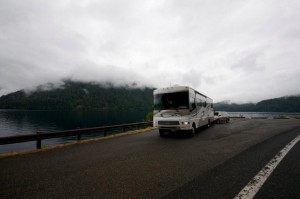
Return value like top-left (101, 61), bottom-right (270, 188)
top-left (182, 121), bottom-right (190, 125)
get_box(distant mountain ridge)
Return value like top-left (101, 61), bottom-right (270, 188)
top-left (0, 81), bottom-right (299, 112)
top-left (214, 95), bottom-right (300, 112)
top-left (0, 80), bottom-right (154, 111)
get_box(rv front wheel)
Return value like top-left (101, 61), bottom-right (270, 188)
top-left (190, 125), bottom-right (196, 137)
top-left (159, 129), bottom-right (165, 137)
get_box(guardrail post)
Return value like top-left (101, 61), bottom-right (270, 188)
top-left (76, 127), bottom-right (81, 141)
top-left (36, 132), bottom-right (42, 149)
top-left (37, 139), bottom-right (42, 149)
top-left (104, 130), bottom-right (107, 137)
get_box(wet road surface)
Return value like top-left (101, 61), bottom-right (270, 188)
top-left (1, 119), bottom-right (299, 198)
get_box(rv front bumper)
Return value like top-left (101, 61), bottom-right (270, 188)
top-left (153, 120), bottom-right (191, 131)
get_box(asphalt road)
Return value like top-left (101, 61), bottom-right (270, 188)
top-left (0, 119), bottom-right (299, 199)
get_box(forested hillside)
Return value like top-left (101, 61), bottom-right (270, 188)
top-left (1, 81), bottom-right (299, 112)
top-left (214, 96), bottom-right (300, 112)
top-left (256, 96), bottom-right (300, 112)
top-left (0, 81), bottom-right (154, 111)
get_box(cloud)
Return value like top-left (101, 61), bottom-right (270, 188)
top-left (230, 51), bottom-right (265, 73)
top-left (0, 0), bottom-right (300, 103)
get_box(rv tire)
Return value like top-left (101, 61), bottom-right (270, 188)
top-left (159, 129), bottom-right (165, 137)
top-left (190, 125), bottom-right (196, 137)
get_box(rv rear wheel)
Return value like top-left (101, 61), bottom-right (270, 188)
top-left (207, 120), bottom-right (211, 128)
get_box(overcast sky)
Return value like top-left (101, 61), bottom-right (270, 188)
top-left (0, 0), bottom-right (299, 103)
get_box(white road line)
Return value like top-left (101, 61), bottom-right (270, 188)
top-left (234, 134), bottom-right (300, 199)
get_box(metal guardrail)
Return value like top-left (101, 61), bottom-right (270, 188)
top-left (0, 121), bottom-right (153, 149)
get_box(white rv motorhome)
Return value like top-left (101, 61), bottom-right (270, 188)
top-left (153, 86), bottom-right (214, 136)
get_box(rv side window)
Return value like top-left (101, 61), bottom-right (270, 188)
top-left (196, 98), bottom-right (202, 107)
top-left (189, 94), bottom-right (196, 110)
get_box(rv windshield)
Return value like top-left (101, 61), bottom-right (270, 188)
top-left (154, 91), bottom-right (189, 110)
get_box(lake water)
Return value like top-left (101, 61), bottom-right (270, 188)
top-left (0, 109), bottom-right (149, 153)
top-left (228, 112), bottom-right (300, 119)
